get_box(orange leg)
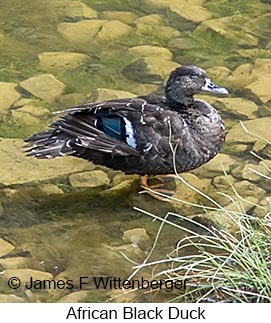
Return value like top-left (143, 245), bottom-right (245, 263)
top-left (139, 175), bottom-right (177, 202)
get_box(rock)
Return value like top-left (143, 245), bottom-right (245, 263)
top-left (101, 11), bottom-right (138, 25)
top-left (227, 59), bottom-right (271, 104)
top-left (128, 45), bottom-right (173, 60)
top-left (227, 117), bottom-right (271, 145)
top-left (58, 291), bottom-right (89, 303)
top-left (205, 66), bottom-right (231, 82)
top-left (11, 105), bottom-right (50, 126)
top-left (19, 74), bottom-right (65, 102)
top-left (136, 23), bottom-right (180, 43)
top-left (13, 98), bottom-right (35, 108)
top-left (193, 16), bottom-right (258, 49)
top-left (0, 295), bottom-right (25, 303)
top-left (69, 170), bottom-right (110, 188)
top-left (100, 176), bottom-right (138, 199)
top-left (0, 82), bottom-right (21, 113)
top-left (112, 173), bottom-right (139, 186)
top-left (0, 238), bottom-right (15, 257)
top-left (234, 180), bottom-right (266, 200)
top-left (64, 1), bottom-right (97, 19)
top-left (39, 184), bottom-right (64, 196)
top-left (245, 77), bottom-right (271, 104)
top-left (197, 196), bottom-right (259, 232)
top-left (0, 257), bottom-right (38, 270)
top-left (57, 20), bottom-right (131, 43)
top-left (192, 154), bottom-right (239, 178)
top-left (168, 3), bottom-right (212, 30)
top-left (97, 21), bottom-right (132, 40)
top-left (199, 97), bottom-right (258, 120)
top-left (145, 0), bottom-right (203, 9)
top-left (226, 63), bottom-right (254, 88)
top-left (57, 93), bottom-right (88, 108)
top-left (134, 14), bottom-right (165, 26)
top-left (18, 104), bottom-right (50, 117)
top-left (261, 144), bottom-right (271, 159)
top-left (172, 173), bottom-right (210, 214)
top-left (230, 49), bottom-right (271, 60)
top-left (2, 269), bottom-right (53, 285)
top-left (38, 52), bottom-right (89, 71)
top-left (226, 196), bottom-right (259, 214)
top-left (123, 57), bottom-right (179, 83)
top-left (167, 37), bottom-right (199, 51)
top-left (212, 174), bottom-right (236, 190)
top-left (0, 138), bottom-right (95, 186)
top-left (232, 163), bottom-right (270, 183)
top-left (96, 88), bottom-right (137, 102)
top-left (253, 197), bottom-right (271, 218)
top-left (243, 13), bottom-right (271, 40)
top-left (57, 20), bottom-right (105, 43)
top-left (122, 228), bottom-right (150, 246)
top-left (133, 83), bottom-right (159, 96)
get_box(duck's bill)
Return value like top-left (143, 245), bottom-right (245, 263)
top-left (201, 78), bottom-right (228, 95)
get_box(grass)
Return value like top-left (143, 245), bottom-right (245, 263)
top-left (112, 123), bottom-right (271, 303)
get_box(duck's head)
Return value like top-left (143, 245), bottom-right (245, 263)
top-left (165, 65), bottom-right (228, 107)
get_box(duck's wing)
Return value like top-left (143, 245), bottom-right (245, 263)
top-left (24, 96), bottom-right (166, 159)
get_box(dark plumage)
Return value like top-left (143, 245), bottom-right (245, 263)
top-left (25, 65), bottom-right (228, 175)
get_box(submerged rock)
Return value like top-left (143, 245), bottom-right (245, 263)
top-left (168, 3), bottom-right (212, 30)
top-left (234, 180), bottom-right (266, 200)
top-left (96, 88), bottom-right (136, 102)
top-left (38, 52), bottom-right (89, 71)
top-left (134, 14), bottom-right (165, 26)
top-left (136, 23), bottom-right (180, 43)
top-left (0, 82), bottom-right (21, 113)
top-left (57, 20), bottom-right (131, 43)
top-left (227, 117), bottom-right (271, 145)
top-left (145, 0), bottom-right (204, 9)
top-left (128, 45), bottom-right (173, 60)
top-left (63, 1), bottom-right (97, 19)
top-left (196, 96), bottom-right (258, 120)
top-left (227, 59), bottom-right (271, 104)
top-left (58, 291), bottom-right (89, 303)
top-left (101, 11), bottom-right (138, 25)
top-left (123, 56), bottom-right (179, 83)
top-left (0, 256), bottom-right (41, 270)
top-left (11, 105), bottom-right (50, 126)
top-left (232, 163), bottom-right (270, 183)
top-left (97, 21), bottom-right (132, 40)
top-left (0, 238), bottom-right (15, 257)
top-left (172, 173), bottom-right (210, 213)
top-left (122, 227), bottom-right (150, 246)
top-left (39, 184), bottom-right (64, 196)
top-left (0, 138), bottom-right (94, 186)
top-left (193, 16), bottom-right (258, 49)
top-left (19, 74), bottom-right (65, 102)
top-left (57, 20), bottom-right (105, 43)
top-left (192, 154), bottom-right (239, 178)
top-left (69, 170), bottom-right (110, 188)
top-left (0, 295), bottom-right (25, 303)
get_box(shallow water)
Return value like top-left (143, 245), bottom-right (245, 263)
top-left (0, 0), bottom-right (270, 302)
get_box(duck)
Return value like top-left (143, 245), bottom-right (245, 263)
top-left (25, 65), bottom-right (228, 199)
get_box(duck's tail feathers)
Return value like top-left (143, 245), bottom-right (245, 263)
top-left (24, 130), bottom-right (76, 159)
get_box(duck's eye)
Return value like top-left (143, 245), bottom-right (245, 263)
top-left (191, 72), bottom-right (197, 77)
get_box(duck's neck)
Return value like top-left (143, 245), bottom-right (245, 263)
top-left (165, 86), bottom-right (195, 109)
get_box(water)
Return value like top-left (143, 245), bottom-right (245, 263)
top-left (0, 0), bottom-right (270, 302)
